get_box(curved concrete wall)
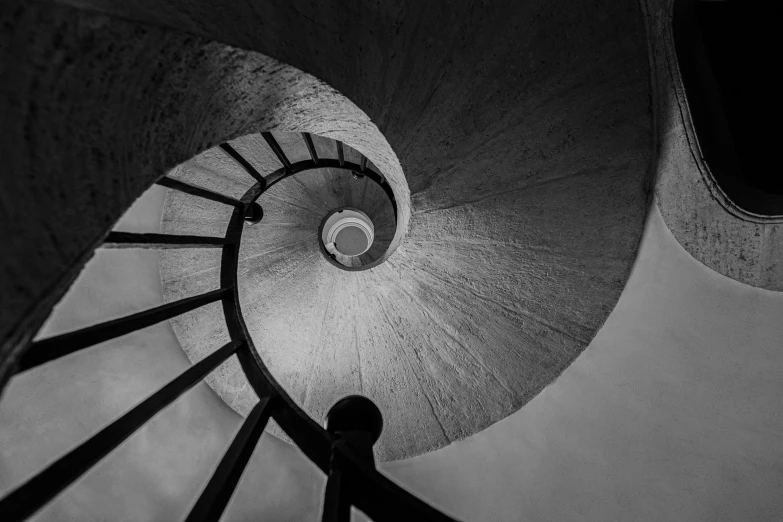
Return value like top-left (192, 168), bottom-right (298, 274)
top-left (381, 206), bottom-right (783, 521)
top-left (7, 196), bottom-right (780, 521)
top-left (0, 0), bottom-right (652, 396)
top-left (0, 1), bottom-right (408, 388)
top-left (158, 118), bottom-right (654, 460)
top-left (5, 1), bottom-right (777, 520)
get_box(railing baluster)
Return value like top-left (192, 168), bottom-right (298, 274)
top-left (103, 232), bottom-right (230, 249)
top-left (219, 143), bottom-right (267, 186)
top-left (321, 396), bottom-right (381, 522)
top-left (261, 132), bottom-right (292, 173)
top-left (184, 396), bottom-right (275, 522)
top-left (18, 288), bottom-right (230, 373)
top-left (339, 454), bottom-right (459, 522)
top-left (0, 340), bottom-right (242, 522)
top-left (322, 451), bottom-right (351, 522)
top-left (302, 132), bottom-right (319, 164)
top-left (156, 177), bottom-right (242, 208)
top-left (336, 141), bottom-right (345, 166)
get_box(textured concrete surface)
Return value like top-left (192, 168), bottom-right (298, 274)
top-left (0, 1), bottom-right (406, 390)
top-left (5, 194), bottom-right (782, 521)
top-left (161, 133), bottom-right (396, 436)
top-left (163, 120), bottom-right (653, 460)
top-left (645, 0), bottom-right (783, 290)
top-left (1, 2), bottom-right (780, 518)
top-left (0, 0), bottom-right (651, 391)
top-left (2, 0), bottom-right (651, 463)
top-left (382, 205), bottom-right (783, 521)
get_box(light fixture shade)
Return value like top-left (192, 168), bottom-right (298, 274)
top-left (321, 208), bottom-right (374, 256)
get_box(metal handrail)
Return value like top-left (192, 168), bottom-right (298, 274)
top-left (0, 134), bottom-right (458, 522)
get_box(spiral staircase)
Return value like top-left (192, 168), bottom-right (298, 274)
top-left (158, 127), bottom-right (654, 463)
top-left (0, 0), bottom-right (691, 520)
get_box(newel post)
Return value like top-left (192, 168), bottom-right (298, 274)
top-left (321, 395), bottom-right (383, 522)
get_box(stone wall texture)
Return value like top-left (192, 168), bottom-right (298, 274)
top-left (1, 0), bottom-right (652, 459)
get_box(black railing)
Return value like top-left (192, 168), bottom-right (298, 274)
top-left (0, 133), bottom-right (457, 522)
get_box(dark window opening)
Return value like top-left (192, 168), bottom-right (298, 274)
top-left (673, 0), bottom-right (781, 215)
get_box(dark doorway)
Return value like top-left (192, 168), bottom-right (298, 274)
top-left (674, 0), bottom-right (781, 215)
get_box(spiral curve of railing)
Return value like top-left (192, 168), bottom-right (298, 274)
top-left (0, 132), bottom-right (457, 522)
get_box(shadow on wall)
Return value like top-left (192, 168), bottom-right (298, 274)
top-left (0, 186), bottom-right (325, 521)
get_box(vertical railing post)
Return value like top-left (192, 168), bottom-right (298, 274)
top-left (321, 447), bottom-right (351, 522)
top-left (321, 395), bottom-right (383, 522)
